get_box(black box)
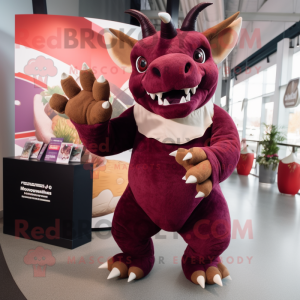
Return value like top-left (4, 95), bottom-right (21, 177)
top-left (3, 157), bottom-right (93, 249)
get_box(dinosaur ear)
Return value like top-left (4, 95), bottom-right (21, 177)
top-left (103, 29), bottom-right (138, 73)
top-left (203, 15), bottom-right (242, 64)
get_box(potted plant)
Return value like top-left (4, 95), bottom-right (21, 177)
top-left (256, 124), bottom-right (285, 184)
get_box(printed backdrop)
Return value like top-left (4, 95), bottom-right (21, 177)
top-left (15, 15), bottom-right (140, 227)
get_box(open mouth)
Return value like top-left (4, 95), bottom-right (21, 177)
top-left (145, 85), bottom-right (199, 106)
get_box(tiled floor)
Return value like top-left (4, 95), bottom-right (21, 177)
top-left (0, 173), bottom-right (299, 300)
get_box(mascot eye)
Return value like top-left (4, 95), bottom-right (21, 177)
top-left (136, 56), bottom-right (148, 73)
top-left (193, 48), bottom-right (206, 64)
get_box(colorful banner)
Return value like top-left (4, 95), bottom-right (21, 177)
top-left (15, 15), bottom-right (140, 226)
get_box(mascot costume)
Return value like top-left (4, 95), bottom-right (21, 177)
top-left (50, 3), bottom-right (242, 289)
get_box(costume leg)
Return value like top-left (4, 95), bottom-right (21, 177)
top-left (101, 185), bottom-right (161, 281)
top-left (178, 186), bottom-right (231, 288)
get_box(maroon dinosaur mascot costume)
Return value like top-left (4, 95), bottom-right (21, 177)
top-left (50, 3), bottom-right (242, 288)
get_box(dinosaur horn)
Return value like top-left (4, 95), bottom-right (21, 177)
top-left (125, 9), bottom-right (156, 38)
top-left (158, 12), bottom-right (177, 39)
top-left (181, 2), bottom-right (213, 31)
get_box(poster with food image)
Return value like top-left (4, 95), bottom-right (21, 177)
top-left (70, 144), bottom-right (84, 162)
top-left (20, 142), bottom-right (34, 160)
top-left (30, 141), bottom-right (44, 158)
top-left (15, 15), bottom-right (140, 227)
top-left (57, 143), bottom-right (73, 164)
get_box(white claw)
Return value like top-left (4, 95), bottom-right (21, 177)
top-left (182, 175), bottom-right (186, 180)
top-left (97, 75), bottom-right (106, 83)
top-left (158, 12), bottom-right (171, 24)
top-left (163, 99), bottom-right (170, 106)
top-left (224, 275), bottom-right (232, 280)
top-left (191, 87), bottom-right (197, 94)
top-left (158, 98), bottom-right (163, 105)
top-left (213, 274), bottom-right (223, 286)
top-left (186, 93), bottom-right (191, 101)
top-left (61, 72), bottom-right (68, 80)
top-left (197, 275), bottom-right (205, 289)
top-left (183, 152), bottom-right (192, 161)
top-left (156, 92), bottom-right (163, 99)
top-left (184, 88), bottom-right (191, 95)
top-left (169, 150), bottom-right (177, 157)
top-left (195, 191), bottom-right (205, 198)
top-left (128, 272), bottom-right (137, 282)
top-left (102, 101), bottom-right (110, 109)
top-left (150, 93), bottom-right (156, 100)
top-left (146, 91), bottom-right (149, 95)
top-left (107, 267), bottom-right (120, 279)
top-left (186, 175), bottom-right (197, 184)
top-left (82, 62), bottom-right (89, 70)
top-left (98, 262), bottom-right (108, 269)
top-left (180, 96), bottom-right (186, 103)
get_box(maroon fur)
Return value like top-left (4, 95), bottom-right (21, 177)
top-left (72, 6), bottom-right (240, 282)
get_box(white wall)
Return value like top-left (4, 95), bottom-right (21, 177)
top-left (0, 0), bottom-right (32, 214)
top-left (46, 0), bottom-right (79, 16)
top-left (232, 0), bottom-right (299, 68)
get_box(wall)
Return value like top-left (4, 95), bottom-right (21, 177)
top-left (232, 0), bottom-right (299, 68)
top-left (79, 0), bottom-right (131, 23)
top-left (46, 0), bottom-right (79, 16)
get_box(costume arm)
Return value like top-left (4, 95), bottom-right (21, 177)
top-left (202, 105), bottom-right (240, 186)
top-left (72, 106), bottom-right (136, 157)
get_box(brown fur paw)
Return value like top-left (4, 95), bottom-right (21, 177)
top-left (171, 147), bottom-right (213, 198)
top-left (49, 65), bottom-right (112, 125)
top-left (49, 94), bottom-right (68, 114)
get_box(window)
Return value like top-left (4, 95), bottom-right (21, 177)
top-left (292, 51), bottom-right (300, 79)
top-left (265, 65), bottom-right (276, 94)
top-left (232, 81), bottom-right (246, 103)
top-left (231, 101), bottom-right (244, 140)
top-left (248, 72), bottom-right (263, 99)
top-left (287, 105), bottom-right (300, 145)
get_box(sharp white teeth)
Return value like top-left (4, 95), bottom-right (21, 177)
top-left (163, 99), bottom-right (170, 106)
top-left (186, 93), bottom-right (191, 101)
top-left (180, 96), bottom-right (186, 103)
top-left (184, 88), bottom-right (191, 95)
top-left (191, 86), bottom-right (197, 94)
top-left (150, 93), bottom-right (155, 100)
top-left (158, 98), bottom-right (163, 105)
top-left (156, 92), bottom-right (163, 99)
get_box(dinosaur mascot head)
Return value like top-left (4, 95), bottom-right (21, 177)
top-left (105, 3), bottom-right (242, 120)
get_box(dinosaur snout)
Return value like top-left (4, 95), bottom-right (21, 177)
top-left (142, 53), bottom-right (201, 93)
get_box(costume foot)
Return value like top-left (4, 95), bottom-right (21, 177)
top-left (98, 253), bottom-right (154, 282)
top-left (182, 256), bottom-right (231, 288)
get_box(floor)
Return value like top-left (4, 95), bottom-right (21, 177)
top-left (0, 173), bottom-right (300, 300)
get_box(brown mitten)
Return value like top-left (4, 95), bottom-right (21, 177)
top-left (49, 63), bottom-right (112, 125)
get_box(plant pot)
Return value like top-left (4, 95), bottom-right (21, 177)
top-left (259, 164), bottom-right (277, 184)
top-left (237, 147), bottom-right (254, 176)
top-left (277, 153), bottom-right (300, 195)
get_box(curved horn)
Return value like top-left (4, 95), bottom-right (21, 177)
top-left (125, 9), bottom-right (156, 38)
top-left (158, 12), bottom-right (177, 39)
top-left (181, 2), bottom-right (213, 31)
